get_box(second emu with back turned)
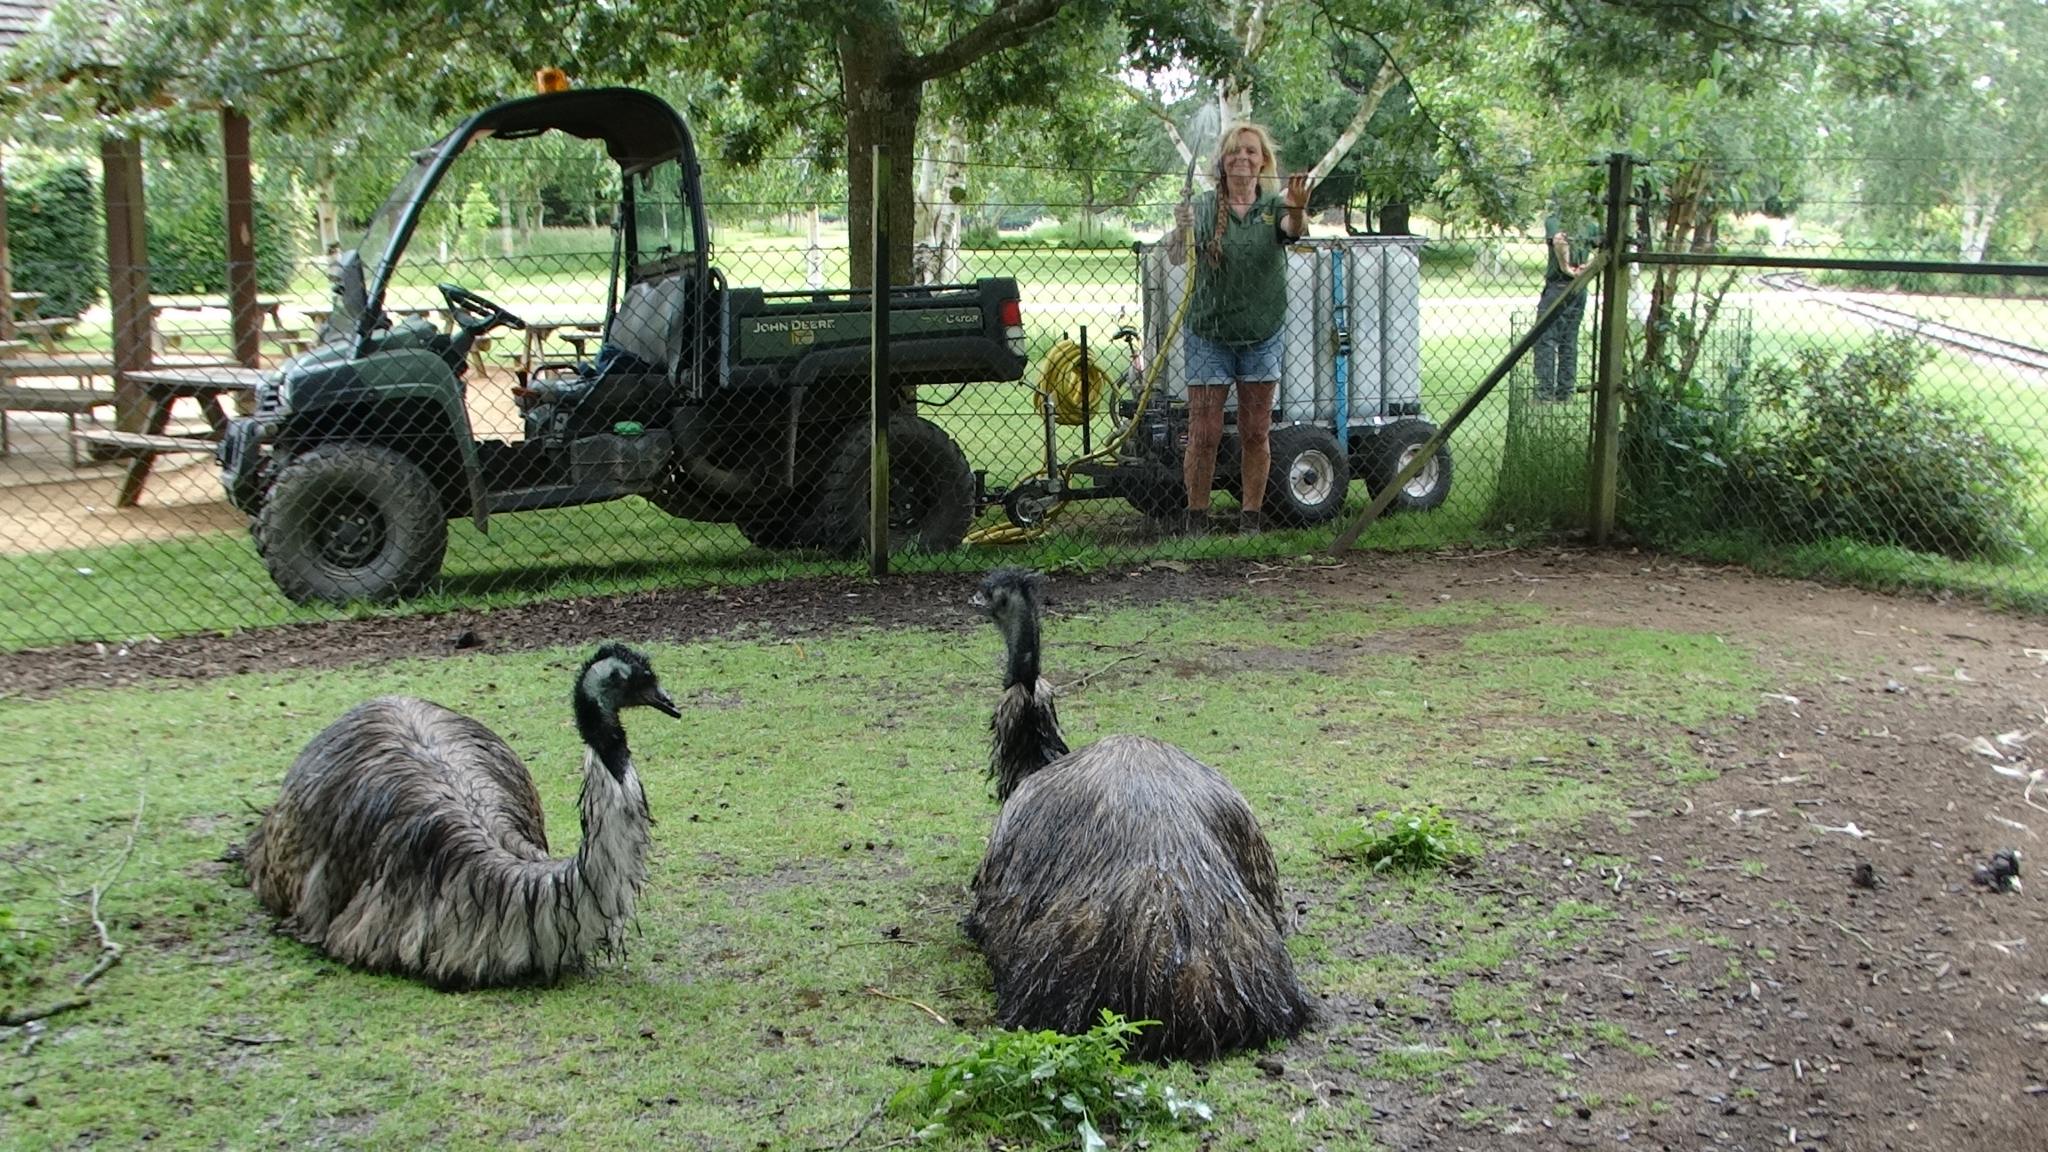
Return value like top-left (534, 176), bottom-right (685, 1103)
top-left (966, 567), bottom-right (1316, 1060)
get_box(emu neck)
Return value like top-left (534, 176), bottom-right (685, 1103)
top-left (1000, 609), bottom-right (1042, 690)
top-left (573, 693), bottom-right (631, 780)
top-left (567, 746), bottom-right (652, 946)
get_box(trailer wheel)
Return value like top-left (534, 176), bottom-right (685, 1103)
top-left (1366, 418), bottom-right (1453, 512)
top-left (254, 443), bottom-right (446, 604)
top-left (1265, 424), bottom-right (1351, 526)
top-left (813, 413), bottom-right (975, 556)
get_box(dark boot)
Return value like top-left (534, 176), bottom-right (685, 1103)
top-left (1239, 508), bottom-right (1264, 535)
top-left (1181, 508), bottom-right (1208, 537)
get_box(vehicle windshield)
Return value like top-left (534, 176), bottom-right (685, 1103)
top-left (320, 137), bottom-right (454, 343)
top-left (357, 138), bottom-right (453, 277)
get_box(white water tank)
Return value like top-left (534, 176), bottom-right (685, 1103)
top-left (1138, 235), bottom-right (1425, 427)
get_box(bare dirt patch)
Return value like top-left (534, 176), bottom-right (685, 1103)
top-left (4, 546), bottom-right (2045, 1149)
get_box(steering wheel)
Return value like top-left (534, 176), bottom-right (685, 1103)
top-left (437, 283), bottom-right (528, 335)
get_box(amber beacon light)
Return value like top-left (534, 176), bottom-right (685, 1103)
top-left (534, 68), bottom-right (570, 93)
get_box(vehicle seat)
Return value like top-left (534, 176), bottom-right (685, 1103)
top-left (559, 276), bottom-right (684, 438)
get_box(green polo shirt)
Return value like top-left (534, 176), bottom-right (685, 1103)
top-left (1188, 189), bottom-right (1293, 344)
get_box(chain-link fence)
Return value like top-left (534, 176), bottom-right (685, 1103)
top-left (0, 126), bottom-right (2042, 648)
top-left (1611, 154), bottom-right (2048, 604)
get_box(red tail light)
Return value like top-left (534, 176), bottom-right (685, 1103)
top-left (999, 298), bottom-right (1022, 328)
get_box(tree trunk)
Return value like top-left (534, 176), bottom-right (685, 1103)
top-left (314, 172), bottom-right (341, 255)
top-left (929, 123), bottom-right (968, 284)
top-left (1305, 57), bottom-right (1400, 186)
top-left (840, 26), bottom-right (922, 290)
top-left (806, 205), bottom-right (824, 290)
top-left (1958, 179), bottom-right (2000, 263)
top-left (499, 188), bottom-right (516, 255)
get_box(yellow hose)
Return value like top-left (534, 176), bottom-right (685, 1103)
top-left (966, 226), bottom-right (1197, 546)
top-left (1038, 338), bottom-right (1118, 426)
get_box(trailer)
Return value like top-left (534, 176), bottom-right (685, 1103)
top-left (998, 234), bottom-right (1453, 530)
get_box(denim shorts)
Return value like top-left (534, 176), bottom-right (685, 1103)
top-left (1184, 328), bottom-right (1283, 387)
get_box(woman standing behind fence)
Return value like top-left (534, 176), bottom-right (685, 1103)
top-left (1168, 122), bottom-right (1310, 536)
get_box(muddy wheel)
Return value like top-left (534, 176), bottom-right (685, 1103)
top-left (812, 413), bottom-right (974, 557)
top-left (1365, 418), bottom-right (1453, 512)
top-left (254, 443), bottom-right (446, 604)
top-left (1265, 424), bottom-right (1351, 526)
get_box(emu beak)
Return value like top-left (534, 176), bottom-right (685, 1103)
top-left (642, 687), bottom-right (683, 718)
top-left (970, 589), bottom-right (990, 612)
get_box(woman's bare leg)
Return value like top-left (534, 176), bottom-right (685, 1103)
top-left (1184, 384), bottom-right (1228, 512)
top-left (1236, 378), bottom-right (1278, 512)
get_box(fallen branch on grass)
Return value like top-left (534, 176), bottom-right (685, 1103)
top-left (1, 997), bottom-right (90, 1027)
top-left (862, 986), bottom-right (949, 1027)
top-left (71, 790), bottom-right (145, 992)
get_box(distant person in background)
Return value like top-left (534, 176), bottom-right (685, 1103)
top-left (1532, 216), bottom-right (1587, 402)
top-left (1167, 122), bottom-right (1310, 535)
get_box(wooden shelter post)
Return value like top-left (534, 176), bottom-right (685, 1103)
top-left (102, 133), bottom-right (151, 430)
top-left (222, 107), bottom-right (260, 369)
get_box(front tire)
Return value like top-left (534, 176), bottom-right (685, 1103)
top-left (1365, 418), bottom-right (1453, 512)
top-left (254, 443), bottom-right (447, 605)
top-left (812, 413), bottom-right (974, 557)
top-left (1265, 424), bottom-right (1350, 526)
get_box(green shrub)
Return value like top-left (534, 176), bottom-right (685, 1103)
top-left (959, 216), bottom-right (1132, 250)
top-left (146, 154), bottom-right (298, 294)
top-left (1730, 334), bottom-right (2033, 558)
top-left (5, 161), bottom-right (105, 317)
top-left (1325, 807), bottom-right (1477, 873)
top-left (891, 1011), bottom-right (1211, 1149)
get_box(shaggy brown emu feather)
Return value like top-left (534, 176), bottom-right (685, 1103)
top-left (966, 569), bottom-right (1315, 1060)
top-left (244, 644), bottom-right (677, 988)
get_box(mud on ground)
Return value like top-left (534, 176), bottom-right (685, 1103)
top-left (3, 547), bottom-right (2043, 1150)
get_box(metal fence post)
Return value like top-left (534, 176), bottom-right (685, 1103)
top-left (869, 144), bottom-right (891, 577)
top-left (1588, 151), bottom-right (1633, 543)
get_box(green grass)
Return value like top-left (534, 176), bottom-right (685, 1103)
top-left (0, 588), bottom-right (1769, 1149)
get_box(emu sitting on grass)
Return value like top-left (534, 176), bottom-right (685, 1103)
top-left (244, 643), bottom-right (679, 988)
top-left (965, 568), bottom-right (1315, 1060)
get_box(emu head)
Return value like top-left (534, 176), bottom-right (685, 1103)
top-left (972, 568), bottom-right (1046, 689)
top-left (575, 643), bottom-right (681, 778)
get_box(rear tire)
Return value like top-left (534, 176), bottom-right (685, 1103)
top-left (812, 413), bottom-right (974, 557)
top-left (1264, 424), bottom-right (1350, 526)
top-left (255, 443), bottom-right (446, 605)
top-left (1365, 418), bottom-right (1453, 512)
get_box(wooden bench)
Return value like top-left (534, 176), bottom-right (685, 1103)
top-left (264, 328), bottom-right (314, 360)
top-left (0, 382), bottom-right (116, 464)
top-left (72, 429), bottom-right (220, 455)
top-left (13, 316), bottom-right (78, 351)
top-left (71, 429), bottom-right (220, 487)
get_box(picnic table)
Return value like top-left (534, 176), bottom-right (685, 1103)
top-left (75, 364), bottom-right (267, 507)
top-left (4, 291), bottom-right (79, 351)
top-left (148, 295), bottom-right (287, 355)
top-left (519, 320), bottom-right (604, 384)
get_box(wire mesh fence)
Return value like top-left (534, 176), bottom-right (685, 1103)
top-left (0, 136), bottom-right (2043, 649)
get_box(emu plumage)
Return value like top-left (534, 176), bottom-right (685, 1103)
top-left (966, 568), bottom-right (1316, 1060)
top-left (244, 644), bottom-right (678, 988)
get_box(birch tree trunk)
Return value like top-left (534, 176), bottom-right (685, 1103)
top-left (1303, 57), bottom-right (1401, 186)
top-left (1958, 177), bottom-right (2000, 263)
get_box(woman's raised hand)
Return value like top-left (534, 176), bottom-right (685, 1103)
top-left (1284, 172), bottom-right (1311, 211)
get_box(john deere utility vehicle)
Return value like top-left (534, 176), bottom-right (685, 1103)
top-left (220, 85), bottom-right (1025, 604)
